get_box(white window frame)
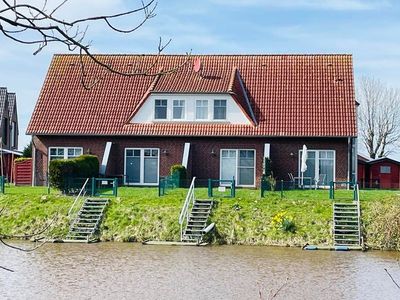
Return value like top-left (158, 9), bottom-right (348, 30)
top-left (298, 149), bottom-right (336, 187)
top-left (195, 99), bottom-right (209, 120)
top-left (213, 99), bottom-right (227, 120)
top-left (380, 166), bottom-right (391, 174)
top-left (154, 99), bottom-right (168, 120)
top-left (48, 147), bottom-right (83, 161)
top-left (219, 149), bottom-right (256, 187)
top-left (10, 121), bottom-right (15, 148)
top-left (172, 99), bottom-right (186, 120)
top-left (124, 148), bottom-right (160, 186)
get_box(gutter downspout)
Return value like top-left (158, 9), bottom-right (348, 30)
top-left (32, 136), bottom-right (36, 187)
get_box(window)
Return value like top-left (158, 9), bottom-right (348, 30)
top-left (196, 100), bottom-right (208, 120)
top-left (154, 99), bottom-right (167, 119)
top-left (380, 166), bottom-right (391, 174)
top-left (125, 148), bottom-right (159, 185)
top-left (49, 147), bottom-right (83, 161)
top-left (173, 100), bottom-right (185, 119)
top-left (10, 121), bottom-right (15, 148)
top-left (214, 99), bottom-right (226, 120)
top-left (220, 149), bottom-right (255, 186)
top-left (299, 150), bottom-right (335, 186)
top-left (2, 117), bottom-right (8, 145)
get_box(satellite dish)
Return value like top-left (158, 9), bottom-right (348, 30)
top-left (193, 58), bottom-right (202, 73)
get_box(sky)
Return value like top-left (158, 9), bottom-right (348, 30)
top-left (0, 0), bottom-right (399, 156)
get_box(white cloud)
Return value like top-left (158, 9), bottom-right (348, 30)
top-left (210, 0), bottom-right (390, 11)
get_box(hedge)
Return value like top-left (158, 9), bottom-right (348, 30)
top-left (170, 164), bottom-right (187, 187)
top-left (49, 155), bottom-right (99, 191)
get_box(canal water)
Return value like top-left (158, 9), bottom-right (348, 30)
top-left (1, 242), bottom-right (399, 299)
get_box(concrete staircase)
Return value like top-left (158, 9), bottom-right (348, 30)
top-left (333, 202), bottom-right (361, 247)
top-left (182, 199), bottom-right (213, 243)
top-left (65, 198), bottom-right (109, 243)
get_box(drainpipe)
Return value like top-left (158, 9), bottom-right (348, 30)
top-left (347, 137), bottom-right (351, 189)
top-left (31, 136), bottom-right (36, 187)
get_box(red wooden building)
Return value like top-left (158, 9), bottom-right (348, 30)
top-left (357, 156), bottom-right (400, 189)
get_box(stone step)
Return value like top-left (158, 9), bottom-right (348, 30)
top-left (68, 229), bottom-right (92, 234)
top-left (334, 237), bottom-right (360, 242)
top-left (79, 213), bottom-right (102, 217)
top-left (77, 218), bottom-right (98, 222)
top-left (186, 224), bottom-right (206, 228)
top-left (192, 206), bottom-right (211, 211)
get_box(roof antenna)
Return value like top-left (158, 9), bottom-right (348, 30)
top-left (193, 57), bottom-right (203, 78)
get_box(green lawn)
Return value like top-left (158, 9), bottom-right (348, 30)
top-left (0, 185), bottom-right (399, 249)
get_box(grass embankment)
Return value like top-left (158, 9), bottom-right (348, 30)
top-left (0, 186), bottom-right (399, 250)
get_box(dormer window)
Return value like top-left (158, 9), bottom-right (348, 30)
top-left (173, 100), bottom-right (185, 120)
top-left (196, 100), bottom-right (208, 120)
top-left (214, 100), bottom-right (226, 120)
top-left (154, 99), bottom-right (167, 119)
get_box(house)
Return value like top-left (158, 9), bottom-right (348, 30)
top-left (27, 54), bottom-right (357, 187)
top-left (0, 87), bottom-right (20, 181)
top-left (357, 155), bottom-right (400, 189)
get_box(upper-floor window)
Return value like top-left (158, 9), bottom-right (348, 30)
top-left (49, 147), bottom-right (82, 161)
top-left (173, 100), bottom-right (185, 120)
top-left (154, 99), bottom-right (167, 119)
top-left (2, 117), bottom-right (8, 145)
top-left (214, 100), bottom-right (227, 120)
top-left (196, 100), bottom-right (208, 120)
top-left (10, 121), bottom-right (15, 148)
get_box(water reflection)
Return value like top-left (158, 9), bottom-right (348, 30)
top-left (1, 242), bottom-right (399, 299)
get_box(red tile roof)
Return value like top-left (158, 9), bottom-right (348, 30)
top-left (27, 54), bottom-right (357, 137)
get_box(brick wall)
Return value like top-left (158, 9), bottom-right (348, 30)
top-left (32, 135), bottom-right (349, 186)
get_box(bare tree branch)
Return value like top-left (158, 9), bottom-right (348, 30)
top-left (385, 268), bottom-right (400, 289)
top-left (0, 265), bottom-right (14, 272)
top-left (358, 77), bottom-right (400, 159)
top-left (0, 0), bottom-right (191, 89)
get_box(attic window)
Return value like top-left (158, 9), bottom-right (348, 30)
top-left (154, 99), bottom-right (167, 119)
top-left (173, 100), bottom-right (185, 120)
top-left (214, 99), bottom-right (227, 120)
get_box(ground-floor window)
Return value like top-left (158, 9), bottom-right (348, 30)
top-left (49, 147), bottom-right (83, 161)
top-left (125, 148), bottom-right (159, 185)
top-left (220, 149), bottom-right (255, 186)
top-left (299, 149), bottom-right (335, 186)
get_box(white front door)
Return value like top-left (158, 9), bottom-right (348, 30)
top-left (125, 148), bottom-right (159, 185)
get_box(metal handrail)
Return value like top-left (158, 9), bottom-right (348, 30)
top-left (179, 177), bottom-right (196, 241)
top-left (68, 177), bottom-right (90, 217)
top-left (355, 183), bottom-right (362, 245)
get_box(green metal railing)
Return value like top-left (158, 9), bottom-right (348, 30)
top-left (0, 176), bottom-right (5, 194)
top-left (329, 181), bottom-right (356, 200)
top-left (91, 177), bottom-right (118, 197)
top-left (158, 172), bottom-right (180, 196)
top-left (208, 178), bottom-right (235, 198)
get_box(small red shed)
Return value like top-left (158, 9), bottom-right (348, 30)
top-left (367, 157), bottom-right (400, 189)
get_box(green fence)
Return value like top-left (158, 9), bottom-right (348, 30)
top-left (329, 181), bottom-right (356, 200)
top-left (158, 172), bottom-right (180, 196)
top-left (0, 176), bottom-right (4, 194)
top-left (91, 177), bottom-right (118, 197)
top-left (208, 178), bottom-right (235, 198)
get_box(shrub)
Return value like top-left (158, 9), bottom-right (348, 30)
top-left (49, 155), bottom-right (99, 191)
top-left (22, 142), bottom-right (32, 158)
top-left (264, 157), bottom-right (272, 177)
top-left (49, 159), bottom-right (77, 190)
top-left (170, 164), bottom-right (187, 187)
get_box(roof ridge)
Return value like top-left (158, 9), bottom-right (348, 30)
top-left (53, 53), bottom-right (353, 57)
